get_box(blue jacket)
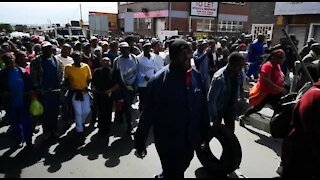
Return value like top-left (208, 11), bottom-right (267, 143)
top-left (0, 67), bottom-right (33, 110)
top-left (207, 65), bottom-right (239, 120)
top-left (135, 65), bottom-right (210, 156)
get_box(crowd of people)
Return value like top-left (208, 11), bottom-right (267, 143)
top-left (0, 30), bottom-right (319, 178)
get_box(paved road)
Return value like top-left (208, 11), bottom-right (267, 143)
top-left (0, 102), bottom-right (282, 178)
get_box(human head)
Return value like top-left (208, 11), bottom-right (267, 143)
top-left (311, 43), bottom-right (320, 55)
top-left (15, 51), bottom-right (28, 68)
top-left (1, 42), bottom-right (11, 52)
top-left (33, 43), bottom-right (42, 55)
top-left (57, 36), bottom-right (65, 47)
top-left (169, 38), bottom-right (193, 72)
top-left (222, 48), bottom-right (230, 59)
top-left (100, 57), bottom-right (111, 69)
top-left (269, 49), bottom-right (285, 65)
top-left (208, 39), bottom-right (216, 52)
top-left (82, 42), bottom-right (91, 55)
top-left (41, 41), bottom-right (53, 58)
top-left (101, 41), bottom-right (109, 52)
top-left (152, 40), bottom-right (161, 54)
top-left (197, 39), bottom-right (208, 52)
top-left (238, 43), bottom-right (247, 51)
top-left (228, 52), bottom-right (247, 75)
top-left (94, 48), bottom-right (102, 60)
top-left (71, 51), bottom-right (82, 65)
top-left (73, 41), bottom-right (82, 51)
top-left (61, 43), bottom-right (72, 58)
top-left (2, 52), bottom-right (15, 69)
top-left (257, 34), bottom-right (265, 43)
top-left (125, 35), bottom-right (135, 47)
top-left (90, 36), bottom-right (98, 47)
top-left (109, 41), bottom-right (119, 52)
top-left (119, 42), bottom-right (130, 57)
top-left (220, 39), bottom-right (227, 47)
top-left (143, 42), bottom-right (152, 54)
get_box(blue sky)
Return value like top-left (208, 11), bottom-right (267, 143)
top-left (0, 2), bottom-right (118, 25)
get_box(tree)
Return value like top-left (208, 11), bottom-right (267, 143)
top-left (0, 23), bottom-right (14, 33)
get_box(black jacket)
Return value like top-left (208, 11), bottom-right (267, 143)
top-left (134, 65), bottom-right (210, 157)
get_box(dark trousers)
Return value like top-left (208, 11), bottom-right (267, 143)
top-left (41, 92), bottom-right (60, 134)
top-left (7, 104), bottom-right (33, 144)
top-left (246, 62), bottom-right (261, 79)
top-left (61, 91), bottom-right (74, 127)
top-left (215, 110), bottom-right (236, 133)
top-left (123, 88), bottom-right (135, 130)
top-left (91, 92), bottom-right (98, 125)
top-left (244, 93), bottom-right (283, 117)
top-left (97, 94), bottom-right (113, 134)
top-left (137, 87), bottom-right (147, 112)
top-left (157, 147), bottom-right (194, 178)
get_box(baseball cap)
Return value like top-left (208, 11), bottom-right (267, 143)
top-left (41, 41), bottom-right (52, 48)
top-left (119, 42), bottom-right (130, 48)
top-left (197, 39), bottom-right (208, 45)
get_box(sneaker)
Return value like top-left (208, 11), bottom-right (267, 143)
top-left (276, 163), bottom-right (283, 175)
top-left (33, 126), bottom-right (40, 134)
top-left (26, 143), bottom-right (34, 150)
top-left (127, 128), bottom-right (135, 135)
top-left (154, 172), bottom-right (164, 178)
top-left (13, 142), bottom-right (24, 149)
top-left (239, 115), bottom-right (248, 127)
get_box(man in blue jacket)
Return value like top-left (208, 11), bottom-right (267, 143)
top-left (134, 39), bottom-right (210, 178)
top-left (208, 52), bottom-right (247, 133)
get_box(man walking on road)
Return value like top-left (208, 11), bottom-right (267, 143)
top-left (30, 41), bottom-right (64, 140)
top-left (134, 38), bottom-right (209, 178)
top-left (208, 52), bottom-right (247, 133)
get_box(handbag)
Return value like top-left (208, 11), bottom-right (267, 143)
top-left (248, 83), bottom-right (267, 107)
top-left (29, 98), bottom-right (44, 117)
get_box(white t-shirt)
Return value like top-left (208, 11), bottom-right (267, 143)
top-left (137, 53), bottom-right (157, 87)
top-left (152, 52), bottom-right (165, 72)
top-left (55, 54), bottom-right (74, 67)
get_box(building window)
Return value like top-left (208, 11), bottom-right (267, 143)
top-left (197, 21), bottom-right (203, 31)
top-left (218, 20), bottom-right (244, 32)
top-left (197, 19), bottom-right (215, 32)
top-left (221, 2), bottom-right (245, 5)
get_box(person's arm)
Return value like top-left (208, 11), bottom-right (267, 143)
top-left (63, 66), bottom-right (71, 90)
top-left (86, 65), bottom-right (92, 89)
top-left (193, 52), bottom-right (207, 69)
top-left (247, 45), bottom-right (252, 59)
top-left (207, 77), bottom-right (223, 121)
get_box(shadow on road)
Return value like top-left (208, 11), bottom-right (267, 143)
top-left (243, 126), bottom-right (282, 157)
top-left (0, 107), bottom-right (152, 177)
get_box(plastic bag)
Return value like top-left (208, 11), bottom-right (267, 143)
top-left (29, 99), bottom-right (44, 117)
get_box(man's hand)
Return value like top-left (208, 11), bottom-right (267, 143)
top-left (135, 149), bottom-right (147, 159)
top-left (280, 87), bottom-right (288, 95)
top-left (200, 141), bottom-right (207, 150)
top-left (144, 76), bottom-right (150, 82)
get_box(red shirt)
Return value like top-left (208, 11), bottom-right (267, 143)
top-left (257, 62), bottom-right (284, 94)
top-left (185, 68), bottom-right (192, 89)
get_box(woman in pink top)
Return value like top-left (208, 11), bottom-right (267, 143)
top-left (239, 49), bottom-right (288, 126)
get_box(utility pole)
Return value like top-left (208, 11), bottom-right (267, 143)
top-left (80, 3), bottom-right (83, 27)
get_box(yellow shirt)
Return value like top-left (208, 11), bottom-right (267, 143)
top-left (64, 63), bottom-right (92, 90)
